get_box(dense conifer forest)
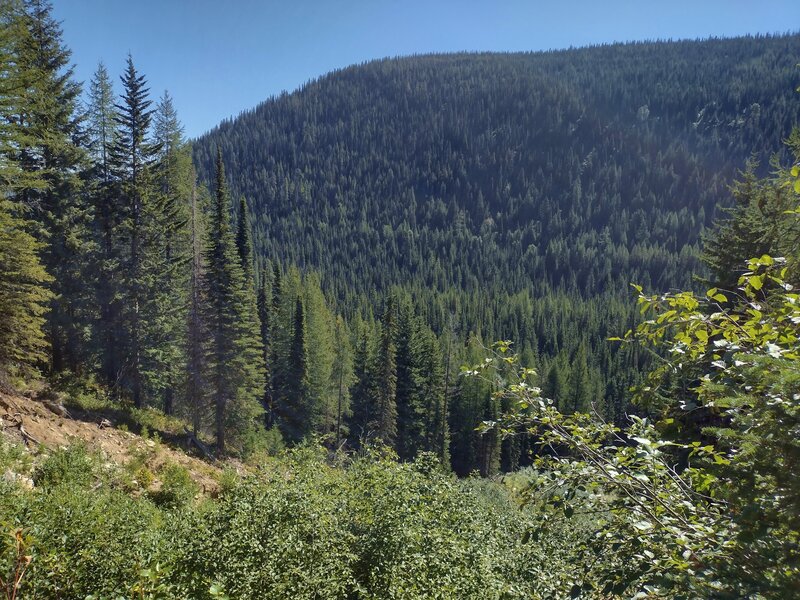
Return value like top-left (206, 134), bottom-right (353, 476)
top-left (194, 34), bottom-right (800, 471)
top-left (1, 0), bottom-right (800, 596)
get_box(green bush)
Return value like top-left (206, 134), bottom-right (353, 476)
top-left (0, 437), bottom-right (32, 476)
top-left (32, 443), bottom-right (95, 489)
top-left (149, 462), bottom-right (198, 509)
top-left (2, 441), bottom-right (576, 599)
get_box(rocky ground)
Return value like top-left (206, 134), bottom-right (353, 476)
top-left (0, 388), bottom-right (222, 494)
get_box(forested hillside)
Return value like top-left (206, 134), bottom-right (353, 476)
top-left (195, 35), bottom-right (799, 298)
top-left (3, 1), bottom-right (800, 595)
top-left (192, 35), bottom-right (800, 471)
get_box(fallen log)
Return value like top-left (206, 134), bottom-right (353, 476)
top-left (184, 426), bottom-right (217, 462)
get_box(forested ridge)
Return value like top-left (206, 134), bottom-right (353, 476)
top-left (2, 1), bottom-right (800, 595)
top-left (192, 33), bottom-right (800, 470)
top-left (195, 35), bottom-right (799, 298)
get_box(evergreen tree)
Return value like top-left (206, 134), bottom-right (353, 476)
top-left (349, 318), bottom-right (376, 446)
top-left (0, 0), bottom-right (52, 377)
top-left (87, 61), bottom-right (117, 180)
top-left (153, 90), bottom-right (183, 157)
top-left (235, 195), bottom-right (254, 284)
top-left (0, 199), bottom-right (53, 374)
top-left (419, 327), bottom-right (447, 461)
top-left (269, 262), bottom-right (288, 416)
top-left (373, 296), bottom-right (398, 446)
top-left (568, 342), bottom-right (591, 413)
top-left (331, 314), bottom-right (353, 447)
top-left (204, 149), bottom-right (263, 452)
top-left (544, 360), bottom-right (566, 410)
top-left (703, 161), bottom-right (799, 290)
top-left (478, 389), bottom-right (501, 477)
top-left (15, 0), bottom-right (93, 374)
top-left (185, 185), bottom-right (209, 436)
top-left (257, 276), bottom-right (272, 425)
top-left (147, 88), bottom-right (191, 414)
top-left (394, 301), bottom-right (424, 460)
top-left (111, 54), bottom-right (159, 406)
top-left (0, 0), bottom-right (29, 191)
top-left (303, 273), bottom-right (334, 435)
top-left (282, 295), bottom-right (310, 442)
top-left (87, 61), bottom-right (121, 386)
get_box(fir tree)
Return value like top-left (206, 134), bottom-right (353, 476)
top-left (235, 195), bottom-right (254, 284)
top-left (153, 90), bottom-right (183, 157)
top-left (303, 273), bottom-right (334, 435)
top-left (569, 342), bottom-right (591, 413)
top-left (186, 185), bottom-right (209, 436)
top-left (544, 361), bottom-right (566, 410)
top-left (87, 61), bottom-right (117, 180)
top-left (257, 276), bottom-right (273, 426)
top-left (15, 0), bottom-right (93, 374)
top-left (147, 88), bottom-right (191, 414)
top-left (87, 61), bottom-right (121, 386)
top-left (373, 296), bottom-right (398, 446)
top-left (204, 148), bottom-right (263, 452)
top-left (331, 314), bottom-right (353, 447)
top-left (111, 54), bottom-right (159, 406)
top-left (349, 319), bottom-right (375, 446)
top-left (0, 1), bottom-right (52, 377)
top-left (395, 301), bottom-right (424, 460)
top-left (0, 199), bottom-right (53, 374)
top-left (419, 327), bottom-right (447, 461)
top-left (282, 295), bottom-right (310, 442)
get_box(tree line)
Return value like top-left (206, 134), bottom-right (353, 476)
top-left (2, 1), bottom-right (795, 474)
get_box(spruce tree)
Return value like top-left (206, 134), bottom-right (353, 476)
top-left (349, 318), bottom-right (376, 446)
top-left (0, 199), bottom-right (53, 375)
top-left (282, 295), bottom-right (310, 442)
top-left (186, 185), bottom-right (209, 435)
top-left (331, 314), bottom-right (353, 447)
top-left (373, 296), bottom-right (398, 446)
top-left (15, 0), bottom-right (93, 373)
top-left (257, 276), bottom-right (272, 425)
top-left (111, 54), bottom-right (159, 406)
top-left (204, 149), bottom-right (263, 452)
top-left (87, 61), bottom-right (121, 385)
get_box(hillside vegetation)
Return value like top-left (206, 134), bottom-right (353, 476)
top-left (2, 1), bottom-right (800, 595)
top-left (196, 35), bottom-right (799, 298)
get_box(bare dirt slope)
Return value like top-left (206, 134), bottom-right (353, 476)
top-left (0, 389), bottom-right (221, 494)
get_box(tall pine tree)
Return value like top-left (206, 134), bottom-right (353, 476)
top-left (16, 0), bottom-right (93, 374)
top-left (204, 148), bottom-right (263, 452)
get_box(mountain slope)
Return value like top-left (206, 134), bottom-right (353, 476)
top-left (194, 34), bottom-right (800, 301)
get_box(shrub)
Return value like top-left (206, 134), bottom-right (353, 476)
top-left (32, 443), bottom-right (95, 489)
top-left (149, 463), bottom-right (198, 509)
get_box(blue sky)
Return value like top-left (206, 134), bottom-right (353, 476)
top-left (52, 0), bottom-right (799, 138)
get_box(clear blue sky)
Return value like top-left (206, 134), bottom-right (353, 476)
top-left (52, 0), bottom-right (799, 138)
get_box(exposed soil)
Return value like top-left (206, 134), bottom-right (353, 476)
top-left (0, 389), bottom-right (221, 494)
